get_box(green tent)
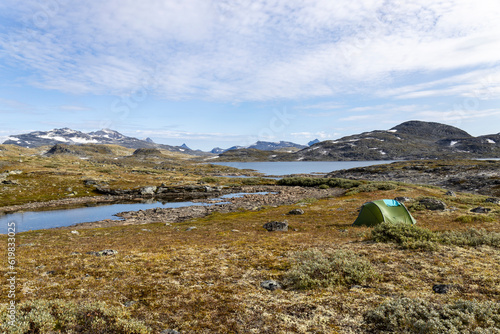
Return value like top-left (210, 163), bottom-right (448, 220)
top-left (352, 199), bottom-right (416, 226)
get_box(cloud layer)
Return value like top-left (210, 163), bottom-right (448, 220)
top-left (1, 0), bottom-right (500, 102)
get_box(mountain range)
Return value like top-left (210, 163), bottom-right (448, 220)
top-left (1, 128), bottom-right (204, 155)
top-left (217, 121), bottom-right (500, 161)
top-left (2, 121), bottom-right (499, 161)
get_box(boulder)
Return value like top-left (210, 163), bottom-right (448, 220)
top-left (486, 197), bottom-right (500, 204)
top-left (432, 284), bottom-right (453, 294)
top-left (470, 206), bottom-right (491, 213)
top-left (394, 196), bottom-right (412, 203)
top-left (445, 190), bottom-right (456, 197)
top-left (419, 198), bottom-right (447, 211)
top-left (288, 208), bottom-right (305, 215)
top-left (260, 280), bottom-right (281, 291)
top-left (263, 220), bottom-right (288, 232)
top-left (140, 186), bottom-right (157, 195)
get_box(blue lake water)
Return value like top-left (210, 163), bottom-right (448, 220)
top-left (0, 200), bottom-right (218, 234)
top-left (213, 160), bottom-right (396, 176)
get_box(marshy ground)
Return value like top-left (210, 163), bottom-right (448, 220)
top-left (1, 144), bottom-right (500, 333)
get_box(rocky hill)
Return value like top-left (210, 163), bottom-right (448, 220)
top-left (3, 128), bottom-right (206, 155)
top-left (295, 121), bottom-right (500, 161)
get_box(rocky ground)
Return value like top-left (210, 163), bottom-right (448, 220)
top-left (327, 159), bottom-right (500, 197)
top-left (65, 185), bottom-right (344, 230)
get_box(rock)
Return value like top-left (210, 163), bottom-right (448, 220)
top-left (140, 186), bottom-right (157, 196)
top-left (123, 301), bottom-right (137, 307)
top-left (70, 230), bottom-right (80, 235)
top-left (288, 208), bottom-right (305, 215)
top-left (394, 196), bottom-right (412, 203)
top-left (185, 226), bottom-right (197, 231)
top-left (433, 284), bottom-right (453, 294)
top-left (86, 249), bottom-right (118, 256)
top-left (263, 220), bottom-right (288, 232)
top-left (470, 206), bottom-right (491, 213)
top-left (160, 330), bottom-right (180, 334)
top-left (486, 197), bottom-right (500, 204)
top-left (2, 180), bottom-right (18, 185)
top-left (445, 190), bottom-right (456, 197)
top-left (84, 179), bottom-right (99, 186)
top-left (260, 280), bottom-right (281, 291)
top-left (419, 198), bottom-right (447, 211)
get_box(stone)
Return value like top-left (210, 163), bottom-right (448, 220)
top-left (394, 196), bottom-right (412, 203)
top-left (263, 220), bottom-right (288, 232)
top-left (185, 226), bottom-right (197, 231)
top-left (486, 197), bottom-right (500, 204)
top-left (140, 186), bottom-right (157, 195)
top-left (445, 190), bottom-right (456, 197)
top-left (87, 249), bottom-right (118, 256)
top-left (288, 208), bottom-right (305, 215)
top-left (260, 280), bottom-right (281, 291)
top-left (419, 198), bottom-right (447, 211)
top-left (433, 284), bottom-right (453, 294)
top-left (160, 330), bottom-right (180, 334)
top-left (70, 230), bottom-right (80, 235)
top-left (470, 206), bottom-right (491, 213)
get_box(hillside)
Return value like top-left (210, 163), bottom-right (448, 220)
top-left (217, 121), bottom-right (500, 161)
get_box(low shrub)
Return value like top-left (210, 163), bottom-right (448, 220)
top-left (199, 176), bottom-right (219, 183)
top-left (440, 228), bottom-right (500, 248)
top-left (455, 215), bottom-right (495, 224)
top-left (364, 297), bottom-right (500, 333)
top-left (371, 221), bottom-right (439, 251)
top-left (0, 300), bottom-right (150, 334)
top-left (277, 177), bottom-right (362, 189)
top-left (284, 249), bottom-right (377, 290)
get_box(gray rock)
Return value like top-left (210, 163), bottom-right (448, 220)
top-left (419, 198), bottom-right (447, 211)
top-left (445, 190), bottom-right (456, 197)
top-left (470, 206), bottom-right (491, 213)
top-left (140, 186), bottom-right (157, 195)
top-left (160, 330), bottom-right (180, 334)
top-left (486, 197), bottom-right (500, 204)
top-left (433, 284), bottom-right (453, 294)
top-left (263, 220), bottom-right (288, 232)
top-left (394, 196), bottom-right (412, 203)
top-left (185, 226), bottom-right (197, 231)
top-left (86, 249), bottom-right (118, 256)
top-left (288, 208), bottom-right (305, 215)
top-left (260, 280), bottom-right (281, 291)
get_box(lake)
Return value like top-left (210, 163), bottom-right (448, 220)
top-left (213, 160), bottom-right (396, 176)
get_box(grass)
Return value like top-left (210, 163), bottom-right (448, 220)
top-left (1, 153), bottom-right (500, 332)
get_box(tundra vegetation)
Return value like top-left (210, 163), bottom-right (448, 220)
top-left (1, 145), bottom-right (500, 333)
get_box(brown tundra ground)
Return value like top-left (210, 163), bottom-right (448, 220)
top-left (1, 145), bottom-right (500, 333)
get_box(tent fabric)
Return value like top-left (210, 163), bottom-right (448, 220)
top-left (382, 199), bottom-right (401, 207)
top-left (352, 199), bottom-right (416, 227)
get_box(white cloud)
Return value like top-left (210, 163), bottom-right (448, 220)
top-left (1, 0), bottom-right (500, 101)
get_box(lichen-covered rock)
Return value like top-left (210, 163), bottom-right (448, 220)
top-left (260, 280), bottom-right (281, 291)
top-left (263, 220), bottom-right (288, 231)
top-left (288, 208), bottom-right (305, 215)
top-left (419, 198), bottom-right (447, 211)
top-left (470, 206), bottom-right (491, 213)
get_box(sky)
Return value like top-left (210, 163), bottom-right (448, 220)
top-left (1, 0), bottom-right (500, 151)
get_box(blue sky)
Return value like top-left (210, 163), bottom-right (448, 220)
top-left (1, 0), bottom-right (500, 151)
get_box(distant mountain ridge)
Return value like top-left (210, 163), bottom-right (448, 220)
top-left (217, 121), bottom-right (500, 161)
top-left (2, 128), bottom-right (204, 155)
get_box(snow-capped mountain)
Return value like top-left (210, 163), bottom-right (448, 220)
top-left (2, 128), bottom-right (202, 154)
